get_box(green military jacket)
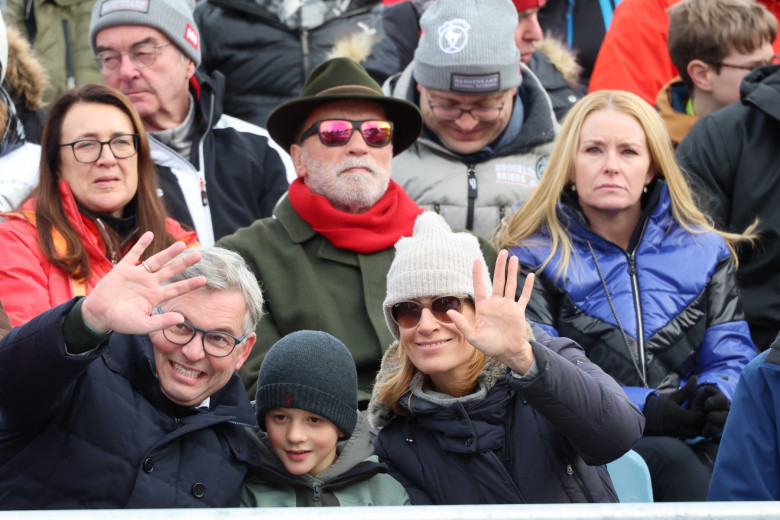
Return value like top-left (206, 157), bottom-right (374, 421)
top-left (218, 196), bottom-right (497, 403)
top-left (4, 0), bottom-right (103, 105)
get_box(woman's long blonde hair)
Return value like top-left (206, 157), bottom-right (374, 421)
top-left (373, 337), bottom-right (488, 415)
top-left (492, 90), bottom-right (754, 276)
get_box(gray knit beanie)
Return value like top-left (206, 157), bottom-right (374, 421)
top-left (383, 212), bottom-right (492, 340)
top-left (255, 330), bottom-right (358, 437)
top-left (413, 0), bottom-right (521, 93)
top-left (90, 0), bottom-right (201, 66)
top-left (0, 10), bottom-right (7, 84)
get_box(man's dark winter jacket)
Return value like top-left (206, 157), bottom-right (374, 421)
top-left (152, 71), bottom-right (289, 245)
top-left (194, 0), bottom-right (383, 126)
top-left (369, 324), bottom-right (644, 504)
top-left (676, 64), bottom-right (780, 351)
top-left (0, 299), bottom-right (259, 509)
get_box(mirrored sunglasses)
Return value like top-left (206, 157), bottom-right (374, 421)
top-left (389, 296), bottom-right (469, 328)
top-left (299, 119), bottom-right (394, 147)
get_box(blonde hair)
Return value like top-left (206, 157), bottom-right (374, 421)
top-left (492, 90), bottom-right (754, 276)
top-left (373, 339), bottom-right (487, 415)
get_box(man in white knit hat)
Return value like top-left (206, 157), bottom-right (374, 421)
top-left (386, 0), bottom-right (559, 239)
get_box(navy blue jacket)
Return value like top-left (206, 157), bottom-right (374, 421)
top-left (369, 325), bottom-right (644, 504)
top-left (509, 181), bottom-right (756, 411)
top-left (708, 334), bottom-right (780, 500)
top-left (0, 299), bottom-right (259, 509)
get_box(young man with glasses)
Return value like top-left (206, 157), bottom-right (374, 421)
top-left (385, 0), bottom-right (558, 239)
top-left (218, 57), bottom-right (498, 403)
top-left (657, 0), bottom-right (778, 146)
top-left (0, 239), bottom-right (264, 508)
top-left (89, 0), bottom-right (291, 247)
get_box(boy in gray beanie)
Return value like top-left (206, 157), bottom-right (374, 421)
top-left (241, 330), bottom-right (410, 507)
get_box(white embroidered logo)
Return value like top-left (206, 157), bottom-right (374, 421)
top-left (437, 19), bottom-right (470, 54)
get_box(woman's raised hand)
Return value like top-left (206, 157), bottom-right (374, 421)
top-left (80, 232), bottom-right (206, 335)
top-left (448, 249), bottom-right (536, 374)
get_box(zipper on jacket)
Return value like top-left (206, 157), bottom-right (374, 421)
top-left (626, 254), bottom-right (647, 383)
top-left (566, 461), bottom-right (594, 502)
top-left (312, 484), bottom-right (322, 506)
top-left (466, 165), bottom-right (477, 231)
top-left (197, 89), bottom-right (216, 207)
top-left (301, 30), bottom-right (310, 78)
top-left (62, 20), bottom-right (76, 89)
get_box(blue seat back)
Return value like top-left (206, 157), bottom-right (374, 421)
top-left (606, 449), bottom-right (654, 502)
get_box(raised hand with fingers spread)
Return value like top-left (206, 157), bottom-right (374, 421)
top-left (448, 249), bottom-right (536, 375)
top-left (81, 231), bottom-right (206, 335)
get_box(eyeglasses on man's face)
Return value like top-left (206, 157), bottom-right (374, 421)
top-left (706, 54), bottom-right (780, 72)
top-left (299, 119), bottom-right (394, 147)
top-left (59, 134), bottom-right (139, 163)
top-left (94, 41), bottom-right (173, 73)
top-left (153, 306), bottom-right (246, 357)
top-left (427, 100), bottom-right (505, 122)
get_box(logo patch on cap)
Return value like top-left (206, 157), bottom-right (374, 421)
top-left (451, 73), bottom-right (500, 93)
top-left (99, 0), bottom-right (149, 16)
top-left (437, 19), bottom-right (470, 54)
top-left (184, 24), bottom-right (199, 49)
top-left (285, 392), bottom-right (293, 406)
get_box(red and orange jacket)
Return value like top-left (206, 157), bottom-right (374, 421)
top-left (0, 180), bottom-right (198, 327)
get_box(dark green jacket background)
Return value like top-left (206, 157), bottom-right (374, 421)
top-left (218, 196), bottom-right (497, 403)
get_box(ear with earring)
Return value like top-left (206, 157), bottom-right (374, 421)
top-left (643, 184), bottom-right (648, 193)
top-left (570, 184), bottom-right (576, 193)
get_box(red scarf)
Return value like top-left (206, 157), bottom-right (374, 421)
top-left (288, 178), bottom-right (423, 253)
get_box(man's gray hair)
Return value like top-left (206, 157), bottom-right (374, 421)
top-left (165, 247), bottom-right (264, 336)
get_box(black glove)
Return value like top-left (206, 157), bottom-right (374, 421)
top-left (643, 376), bottom-right (706, 439)
top-left (690, 384), bottom-right (730, 438)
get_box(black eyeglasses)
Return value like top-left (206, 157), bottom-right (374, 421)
top-left (94, 42), bottom-right (173, 73)
top-left (299, 119), bottom-right (394, 147)
top-left (427, 101), bottom-right (505, 122)
top-left (705, 55), bottom-right (780, 71)
top-left (153, 306), bottom-right (246, 357)
top-left (389, 296), bottom-right (470, 328)
top-left (59, 134), bottom-right (139, 163)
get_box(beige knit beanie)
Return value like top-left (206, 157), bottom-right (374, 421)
top-left (383, 212), bottom-right (492, 340)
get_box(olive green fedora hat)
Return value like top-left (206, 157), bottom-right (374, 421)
top-left (267, 57), bottom-right (423, 156)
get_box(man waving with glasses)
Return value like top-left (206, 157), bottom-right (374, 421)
top-left (0, 236), bottom-right (264, 508)
top-left (218, 57), bottom-right (498, 404)
top-left (385, 0), bottom-right (558, 239)
top-left (89, 0), bottom-right (290, 246)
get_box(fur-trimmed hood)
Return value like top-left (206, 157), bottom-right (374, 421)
top-left (535, 37), bottom-right (582, 87)
top-left (3, 24), bottom-right (48, 112)
top-left (367, 323), bottom-right (535, 428)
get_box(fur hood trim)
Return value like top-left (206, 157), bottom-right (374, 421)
top-left (368, 323), bottom-right (534, 428)
top-left (536, 37), bottom-right (581, 87)
top-left (4, 25), bottom-right (49, 111)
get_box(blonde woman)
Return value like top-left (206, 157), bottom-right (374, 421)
top-left (368, 211), bottom-right (643, 504)
top-left (494, 90), bottom-right (756, 501)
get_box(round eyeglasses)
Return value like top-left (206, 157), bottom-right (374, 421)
top-left (94, 42), bottom-right (173, 73)
top-left (153, 306), bottom-right (246, 357)
top-left (389, 296), bottom-right (470, 328)
top-left (59, 134), bottom-right (139, 163)
top-left (427, 101), bottom-right (505, 122)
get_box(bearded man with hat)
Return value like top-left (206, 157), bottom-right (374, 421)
top-left (385, 0), bottom-right (559, 239)
top-left (218, 57), bottom-right (498, 403)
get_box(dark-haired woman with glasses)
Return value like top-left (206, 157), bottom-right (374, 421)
top-left (0, 84), bottom-right (197, 327)
top-left (367, 211), bottom-right (643, 504)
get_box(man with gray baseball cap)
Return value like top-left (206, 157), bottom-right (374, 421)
top-left (89, 0), bottom-right (290, 246)
top-left (386, 0), bottom-right (558, 238)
